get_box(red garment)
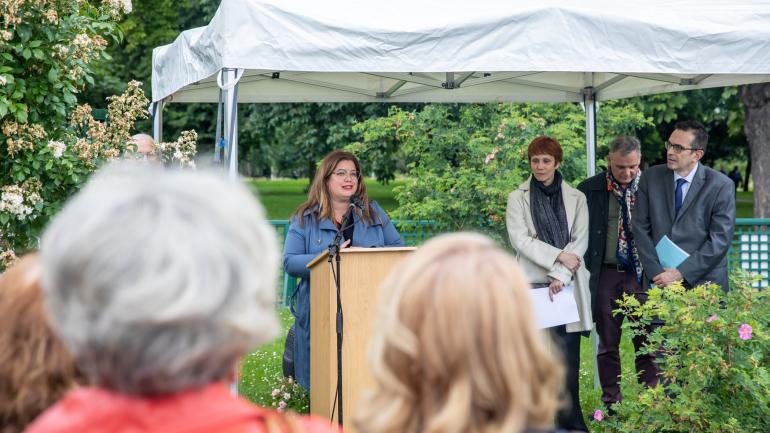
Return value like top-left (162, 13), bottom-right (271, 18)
top-left (25, 383), bottom-right (337, 433)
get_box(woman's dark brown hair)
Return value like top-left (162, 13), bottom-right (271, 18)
top-left (0, 254), bottom-right (81, 432)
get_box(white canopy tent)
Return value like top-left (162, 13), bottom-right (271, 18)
top-left (151, 0), bottom-right (770, 179)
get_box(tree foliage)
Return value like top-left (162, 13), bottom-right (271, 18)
top-left (350, 102), bottom-right (650, 243)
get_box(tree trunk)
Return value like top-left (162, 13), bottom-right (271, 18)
top-left (741, 83), bottom-right (770, 218)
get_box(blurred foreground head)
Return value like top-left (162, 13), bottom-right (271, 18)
top-left (40, 162), bottom-right (279, 395)
top-left (357, 233), bottom-right (563, 433)
top-left (0, 255), bottom-right (81, 432)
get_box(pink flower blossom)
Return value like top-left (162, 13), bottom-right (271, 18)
top-left (271, 388), bottom-right (280, 397)
top-left (707, 315), bottom-right (717, 322)
top-left (739, 324), bottom-right (753, 340)
top-left (277, 401), bottom-right (287, 413)
top-left (593, 409), bottom-right (604, 421)
top-left (484, 153), bottom-right (495, 164)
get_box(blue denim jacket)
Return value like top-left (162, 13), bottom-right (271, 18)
top-left (283, 201), bottom-right (403, 388)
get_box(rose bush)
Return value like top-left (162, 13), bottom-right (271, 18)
top-left (592, 271), bottom-right (770, 433)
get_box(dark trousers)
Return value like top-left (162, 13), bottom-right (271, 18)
top-left (595, 265), bottom-right (659, 405)
top-left (549, 325), bottom-right (588, 432)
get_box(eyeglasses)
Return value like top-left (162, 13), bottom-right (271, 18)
top-left (665, 141), bottom-right (702, 154)
top-left (331, 169), bottom-right (360, 180)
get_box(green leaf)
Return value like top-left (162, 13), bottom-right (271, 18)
top-left (0, 214), bottom-right (9, 225)
top-left (28, 40), bottom-right (42, 48)
top-left (33, 49), bottom-right (44, 60)
top-left (62, 92), bottom-right (77, 105)
top-left (1, 53), bottom-right (12, 61)
top-left (0, 104), bottom-right (7, 118)
top-left (47, 68), bottom-right (59, 82)
top-left (22, 48), bottom-right (31, 60)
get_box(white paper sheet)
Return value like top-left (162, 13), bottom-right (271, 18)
top-left (530, 284), bottom-right (580, 329)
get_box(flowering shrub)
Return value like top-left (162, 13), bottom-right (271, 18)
top-left (157, 130), bottom-right (198, 168)
top-left (0, 1), bottom-right (196, 268)
top-left (592, 272), bottom-right (770, 433)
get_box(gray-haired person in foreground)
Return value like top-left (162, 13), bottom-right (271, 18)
top-left (28, 163), bottom-right (336, 433)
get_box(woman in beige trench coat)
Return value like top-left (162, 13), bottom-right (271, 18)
top-left (506, 136), bottom-right (592, 432)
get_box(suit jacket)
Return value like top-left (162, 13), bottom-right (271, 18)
top-left (632, 163), bottom-right (735, 291)
top-left (576, 171), bottom-right (611, 319)
top-left (506, 176), bottom-right (593, 333)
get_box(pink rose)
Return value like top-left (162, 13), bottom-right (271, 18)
top-left (706, 315), bottom-right (717, 323)
top-left (593, 409), bottom-right (604, 421)
top-left (739, 324), bottom-right (753, 340)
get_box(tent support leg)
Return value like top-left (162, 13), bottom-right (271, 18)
top-left (152, 100), bottom-right (164, 144)
top-left (214, 89), bottom-right (224, 163)
top-left (583, 86), bottom-right (597, 177)
top-left (583, 84), bottom-right (600, 390)
top-left (220, 68), bottom-right (243, 181)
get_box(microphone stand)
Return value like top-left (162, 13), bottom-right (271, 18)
top-left (327, 203), bottom-right (356, 426)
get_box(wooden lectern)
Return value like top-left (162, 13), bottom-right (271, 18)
top-left (308, 247), bottom-right (415, 431)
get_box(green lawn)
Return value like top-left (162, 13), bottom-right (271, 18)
top-left (736, 190), bottom-right (753, 218)
top-left (247, 178), bottom-right (405, 220)
top-left (240, 178), bottom-right (755, 425)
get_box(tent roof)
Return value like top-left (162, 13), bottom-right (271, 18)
top-left (151, 0), bottom-right (770, 104)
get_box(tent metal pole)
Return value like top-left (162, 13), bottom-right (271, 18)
top-left (152, 100), bottom-right (164, 144)
top-left (583, 82), bottom-right (601, 390)
top-left (227, 82), bottom-right (239, 181)
top-left (214, 89), bottom-right (224, 163)
top-left (583, 86), bottom-right (597, 177)
top-left (218, 68), bottom-right (244, 180)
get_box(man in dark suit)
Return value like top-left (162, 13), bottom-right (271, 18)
top-left (633, 120), bottom-right (736, 292)
top-left (578, 136), bottom-right (658, 410)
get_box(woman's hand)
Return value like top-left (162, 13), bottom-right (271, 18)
top-left (557, 252), bottom-right (581, 273)
top-left (548, 277), bottom-right (564, 302)
top-left (340, 239), bottom-right (352, 249)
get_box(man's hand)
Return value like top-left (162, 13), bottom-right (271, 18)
top-left (557, 252), bottom-right (581, 273)
top-left (652, 268), bottom-right (683, 287)
top-left (548, 277), bottom-right (564, 302)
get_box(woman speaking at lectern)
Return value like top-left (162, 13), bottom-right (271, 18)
top-left (283, 150), bottom-right (404, 389)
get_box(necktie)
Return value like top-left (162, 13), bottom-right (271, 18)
top-left (674, 178), bottom-right (687, 216)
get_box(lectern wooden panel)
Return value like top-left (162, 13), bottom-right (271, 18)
top-left (308, 247), bottom-right (415, 431)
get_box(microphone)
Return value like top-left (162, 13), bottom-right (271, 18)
top-left (349, 195), bottom-right (363, 209)
top-left (329, 195), bottom-right (361, 260)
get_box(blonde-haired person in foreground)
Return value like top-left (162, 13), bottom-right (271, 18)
top-left (356, 233), bottom-right (572, 433)
top-left (0, 255), bottom-right (82, 433)
top-left (27, 162), bottom-right (337, 433)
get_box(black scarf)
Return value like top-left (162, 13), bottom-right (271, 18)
top-left (530, 171), bottom-right (570, 249)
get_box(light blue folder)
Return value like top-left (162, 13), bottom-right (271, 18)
top-left (655, 235), bottom-right (690, 269)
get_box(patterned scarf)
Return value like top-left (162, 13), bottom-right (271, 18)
top-left (606, 170), bottom-right (642, 281)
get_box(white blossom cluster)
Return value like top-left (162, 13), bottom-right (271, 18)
top-left (0, 185), bottom-right (34, 220)
top-left (72, 33), bottom-right (91, 49)
top-left (157, 130), bottom-right (198, 168)
top-left (47, 140), bottom-right (66, 158)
